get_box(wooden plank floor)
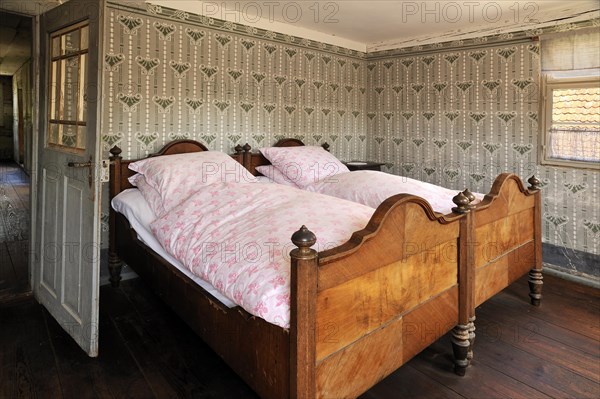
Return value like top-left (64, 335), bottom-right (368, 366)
top-left (0, 162), bottom-right (598, 397)
top-left (1, 274), bottom-right (598, 398)
top-left (0, 162), bottom-right (30, 303)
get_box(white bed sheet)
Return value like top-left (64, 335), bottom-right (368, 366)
top-left (111, 188), bottom-right (236, 308)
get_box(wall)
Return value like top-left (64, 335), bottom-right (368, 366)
top-left (0, 76), bottom-right (13, 160)
top-left (365, 42), bottom-right (599, 277)
top-left (102, 2), bottom-right (367, 160)
top-left (12, 61), bottom-right (33, 172)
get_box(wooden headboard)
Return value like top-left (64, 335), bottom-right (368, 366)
top-left (243, 138), bottom-right (330, 175)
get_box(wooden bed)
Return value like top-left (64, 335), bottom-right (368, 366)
top-left (108, 140), bottom-right (475, 398)
top-left (236, 138), bottom-right (544, 365)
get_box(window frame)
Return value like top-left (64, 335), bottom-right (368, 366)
top-left (540, 73), bottom-right (600, 170)
top-left (47, 20), bottom-right (89, 154)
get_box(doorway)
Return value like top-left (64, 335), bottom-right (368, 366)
top-left (0, 11), bottom-right (34, 303)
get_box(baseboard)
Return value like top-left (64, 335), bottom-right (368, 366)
top-left (542, 263), bottom-right (600, 289)
top-left (542, 243), bottom-right (599, 278)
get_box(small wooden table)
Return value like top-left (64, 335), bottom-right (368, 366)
top-left (343, 161), bottom-right (385, 172)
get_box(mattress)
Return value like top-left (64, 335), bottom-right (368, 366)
top-left (111, 188), bottom-right (237, 308)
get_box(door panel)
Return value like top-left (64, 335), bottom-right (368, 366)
top-left (40, 168), bottom-right (59, 296)
top-left (34, 0), bottom-right (103, 357)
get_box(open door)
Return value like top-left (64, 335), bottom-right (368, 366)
top-left (33, 0), bottom-right (103, 356)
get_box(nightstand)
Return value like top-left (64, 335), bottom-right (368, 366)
top-left (343, 161), bottom-right (385, 172)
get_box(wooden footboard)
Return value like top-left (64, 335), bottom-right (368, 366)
top-left (290, 195), bottom-right (471, 398)
top-left (472, 174), bottom-right (542, 308)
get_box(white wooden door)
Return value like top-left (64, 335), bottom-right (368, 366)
top-left (33, 0), bottom-right (104, 357)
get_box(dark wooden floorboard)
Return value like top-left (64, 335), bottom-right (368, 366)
top-left (6, 240), bottom-right (29, 291)
top-left (118, 280), bottom-right (260, 399)
top-left (537, 273), bottom-right (600, 302)
top-left (474, 325), bottom-right (599, 399)
top-left (358, 364), bottom-right (466, 399)
top-left (475, 314), bottom-right (600, 382)
top-left (96, 291), bottom-right (156, 398)
top-left (477, 297), bottom-right (600, 358)
top-left (0, 242), bottom-right (16, 301)
top-left (1, 271), bottom-right (598, 398)
top-left (0, 162), bottom-right (30, 303)
top-left (0, 301), bottom-right (62, 399)
top-left (501, 278), bottom-right (600, 341)
top-left (408, 336), bottom-right (552, 399)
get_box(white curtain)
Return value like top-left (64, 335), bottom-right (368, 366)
top-left (541, 28), bottom-right (600, 72)
top-left (549, 128), bottom-right (600, 162)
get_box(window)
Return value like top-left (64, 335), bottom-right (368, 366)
top-left (541, 75), bottom-right (600, 168)
top-left (540, 28), bottom-right (600, 169)
top-left (48, 21), bottom-right (89, 152)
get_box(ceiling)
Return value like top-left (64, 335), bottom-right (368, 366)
top-left (150, 0), bottom-right (600, 52)
top-left (0, 12), bottom-right (33, 75)
top-left (0, 0), bottom-right (63, 16)
top-left (0, 0), bottom-right (62, 76)
top-left (0, 0), bottom-right (598, 75)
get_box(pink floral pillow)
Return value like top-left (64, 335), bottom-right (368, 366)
top-left (255, 165), bottom-right (299, 187)
top-left (129, 151), bottom-right (257, 213)
top-left (128, 174), bottom-right (166, 216)
top-left (259, 146), bottom-right (349, 188)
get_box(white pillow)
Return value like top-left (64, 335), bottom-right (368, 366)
top-left (128, 173), bottom-right (167, 216)
top-left (111, 188), bottom-right (157, 229)
top-left (129, 151), bottom-right (257, 213)
top-left (259, 146), bottom-right (349, 188)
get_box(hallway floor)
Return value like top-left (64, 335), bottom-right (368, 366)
top-left (0, 162), bottom-right (30, 303)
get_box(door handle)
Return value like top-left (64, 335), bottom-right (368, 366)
top-left (67, 158), bottom-right (94, 168)
top-left (67, 156), bottom-right (94, 189)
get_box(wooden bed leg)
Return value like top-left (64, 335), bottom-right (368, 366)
top-left (109, 146), bottom-right (124, 288)
top-left (289, 226), bottom-right (318, 399)
top-left (108, 252), bottom-right (123, 288)
top-left (467, 315), bottom-right (476, 361)
top-left (452, 323), bottom-right (470, 376)
top-left (453, 193), bottom-right (474, 376)
top-left (527, 175), bottom-right (543, 306)
top-left (528, 268), bottom-right (543, 306)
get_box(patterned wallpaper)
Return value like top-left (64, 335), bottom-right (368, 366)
top-left (102, 3), bottom-right (367, 161)
top-left (100, 2), bottom-right (598, 276)
top-left (364, 43), bottom-right (599, 262)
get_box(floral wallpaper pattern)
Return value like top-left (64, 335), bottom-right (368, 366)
top-left (102, 3), bottom-right (367, 161)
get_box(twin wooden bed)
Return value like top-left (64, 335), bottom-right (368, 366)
top-left (108, 139), bottom-right (542, 398)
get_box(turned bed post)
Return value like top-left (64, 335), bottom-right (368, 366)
top-left (451, 191), bottom-right (475, 376)
top-left (242, 143), bottom-right (252, 175)
top-left (462, 188), bottom-right (477, 360)
top-left (527, 175), bottom-right (543, 306)
top-left (108, 145), bottom-right (124, 288)
top-left (289, 226), bottom-right (318, 399)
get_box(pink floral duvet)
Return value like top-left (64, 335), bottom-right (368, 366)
top-left (150, 182), bottom-right (374, 329)
top-left (305, 170), bottom-right (482, 215)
